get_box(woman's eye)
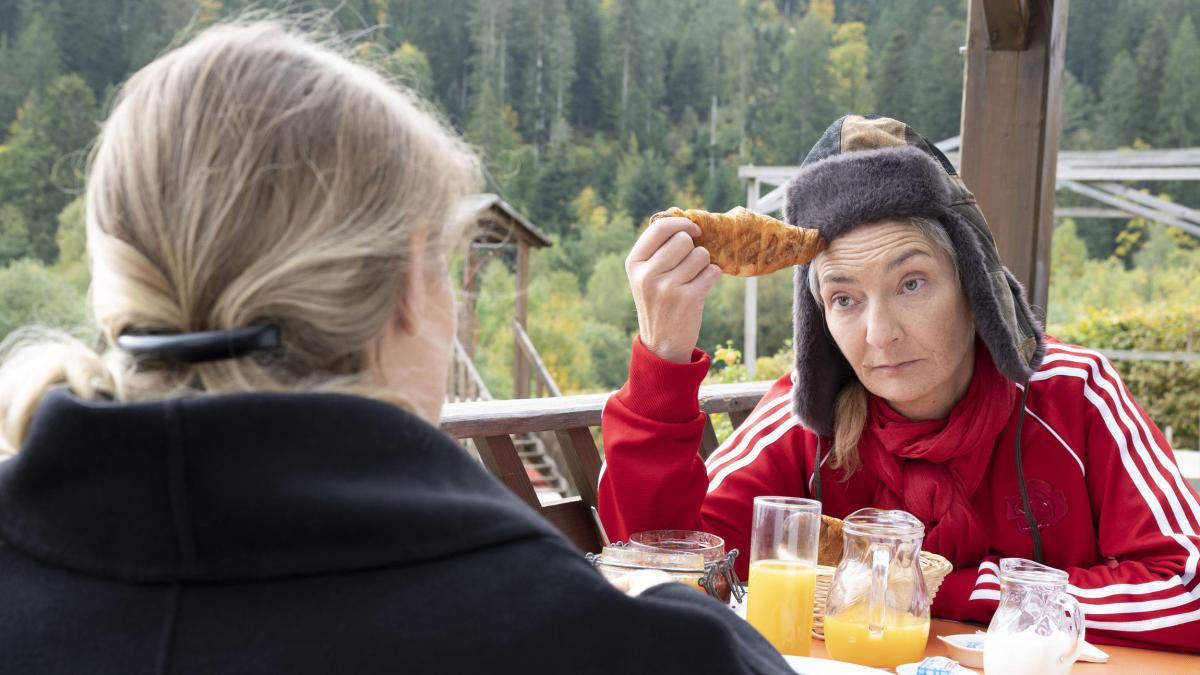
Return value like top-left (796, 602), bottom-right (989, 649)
top-left (832, 295), bottom-right (854, 308)
top-left (902, 278), bottom-right (925, 293)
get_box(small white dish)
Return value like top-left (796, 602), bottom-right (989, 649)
top-left (1078, 639), bottom-right (1111, 663)
top-left (935, 633), bottom-right (985, 668)
top-left (895, 662), bottom-right (978, 675)
top-left (938, 631), bottom-right (1110, 666)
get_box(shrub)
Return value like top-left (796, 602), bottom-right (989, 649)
top-left (1052, 308), bottom-right (1200, 449)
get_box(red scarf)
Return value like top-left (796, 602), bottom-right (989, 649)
top-left (856, 343), bottom-right (1017, 568)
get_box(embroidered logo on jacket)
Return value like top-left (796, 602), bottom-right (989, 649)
top-left (1005, 479), bottom-right (1069, 533)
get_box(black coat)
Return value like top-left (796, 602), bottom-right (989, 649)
top-left (0, 389), bottom-right (791, 674)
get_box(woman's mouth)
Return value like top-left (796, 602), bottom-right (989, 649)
top-left (870, 359), bottom-right (919, 373)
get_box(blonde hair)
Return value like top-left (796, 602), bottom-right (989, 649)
top-left (807, 217), bottom-right (959, 476)
top-left (0, 20), bottom-right (481, 454)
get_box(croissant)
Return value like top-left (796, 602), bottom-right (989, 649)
top-left (818, 514), bottom-right (845, 568)
top-left (649, 206), bottom-right (826, 277)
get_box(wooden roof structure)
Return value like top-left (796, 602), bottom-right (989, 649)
top-left (743, 145), bottom-right (1200, 239)
top-left (457, 194), bottom-right (556, 401)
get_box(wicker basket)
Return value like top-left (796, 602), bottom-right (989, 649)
top-left (811, 551), bottom-right (953, 639)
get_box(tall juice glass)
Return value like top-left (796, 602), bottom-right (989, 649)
top-left (744, 496), bottom-right (821, 656)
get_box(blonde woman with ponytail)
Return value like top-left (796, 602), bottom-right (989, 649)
top-left (0, 21), bottom-right (796, 674)
top-left (600, 115), bottom-right (1200, 653)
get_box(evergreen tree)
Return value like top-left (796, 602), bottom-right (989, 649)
top-left (1097, 50), bottom-right (1140, 148)
top-left (0, 75), bottom-right (98, 262)
top-left (1060, 71), bottom-right (1097, 150)
top-left (1131, 13), bottom-right (1173, 145)
top-left (391, 0), bottom-right (473, 123)
top-left (1155, 16), bottom-right (1200, 148)
top-left (0, 203), bottom-right (33, 265)
top-left (765, 11), bottom-right (834, 163)
top-left (52, 0), bottom-right (125, 94)
top-left (566, 0), bottom-right (605, 133)
top-left (909, 5), bottom-right (964, 141)
top-left (872, 30), bottom-right (909, 122)
top-left (1065, 0), bottom-right (1119, 93)
top-left (0, 9), bottom-right (63, 131)
top-left (615, 145), bottom-right (671, 224)
top-left (829, 22), bottom-right (874, 115)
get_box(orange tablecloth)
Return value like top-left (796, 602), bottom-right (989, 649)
top-left (807, 619), bottom-right (1199, 674)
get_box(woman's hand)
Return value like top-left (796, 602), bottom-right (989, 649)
top-left (625, 216), bottom-right (722, 363)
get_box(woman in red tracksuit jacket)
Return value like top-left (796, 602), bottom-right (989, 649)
top-left (598, 115), bottom-right (1200, 654)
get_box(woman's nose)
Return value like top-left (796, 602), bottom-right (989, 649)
top-left (864, 301), bottom-right (903, 348)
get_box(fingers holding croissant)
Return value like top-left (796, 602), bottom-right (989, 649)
top-left (649, 206), bottom-right (826, 278)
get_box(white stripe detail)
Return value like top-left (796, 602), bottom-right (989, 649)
top-left (705, 394), bottom-right (792, 474)
top-left (975, 574), bottom-right (1000, 587)
top-left (1042, 351), bottom-right (1200, 560)
top-left (969, 589), bottom-right (1001, 602)
top-left (1050, 344), bottom-right (1200, 529)
top-left (1024, 406), bottom-right (1086, 477)
top-left (1030, 352), bottom-right (1200, 626)
top-left (1034, 358), bottom-right (1199, 569)
top-left (1068, 577), bottom-right (1183, 599)
top-left (707, 417), bottom-right (801, 494)
top-left (1085, 606), bottom-right (1200, 632)
top-left (1075, 590), bottom-right (1199, 615)
top-left (978, 561), bottom-right (1000, 576)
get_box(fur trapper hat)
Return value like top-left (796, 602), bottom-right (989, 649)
top-left (787, 115), bottom-right (1045, 437)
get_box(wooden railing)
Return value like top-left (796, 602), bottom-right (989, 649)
top-left (440, 380), bottom-right (774, 553)
top-left (512, 319), bottom-right (563, 398)
top-left (446, 337), bottom-right (493, 403)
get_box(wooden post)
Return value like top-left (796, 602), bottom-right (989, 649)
top-left (743, 178), bottom-right (761, 376)
top-left (514, 240), bottom-right (531, 399)
top-left (960, 0), bottom-right (1068, 314)
top-left (459, 239), bottom-right (478, 358)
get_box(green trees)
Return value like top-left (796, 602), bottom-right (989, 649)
top-left (1156, 17), bottom-right (1200, 148)
top-left (0, 0), bottom-right (1194, 395)
top-left (0, 74), bottom-right (97, 262)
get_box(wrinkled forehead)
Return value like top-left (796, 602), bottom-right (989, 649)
top-left (814, 220), bottom-right (945, 275)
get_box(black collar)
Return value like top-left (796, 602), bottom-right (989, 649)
top-left (0, 388), bottom-right (557, 582)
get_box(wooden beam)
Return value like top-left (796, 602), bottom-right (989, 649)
top-left (960, 0), bottom-right (1069, 316)
top-left (441, 380), bottom-right (772, 438)
top-left (982, 0), bottom-right (1033, 49)
top-left (513, 241), bottom-right (530, 399)
top-left (1059, 180), bottom-right (1200, 238)
top-left (744, 179), bottom-right (760, 376)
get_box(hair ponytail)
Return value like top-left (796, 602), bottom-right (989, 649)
top-left (0, 330), bottom-right (117, 454)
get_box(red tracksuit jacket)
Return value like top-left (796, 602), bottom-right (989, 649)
top-left (599, 337), bottom-right (1200, 653)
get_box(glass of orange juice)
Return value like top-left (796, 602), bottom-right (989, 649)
top-left (744, 496), bottom-right (820, 656)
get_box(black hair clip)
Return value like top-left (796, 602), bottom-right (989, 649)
top-left (116, 325), bottom-right (281, 364)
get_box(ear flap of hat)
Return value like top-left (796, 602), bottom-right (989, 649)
top-left (792, 264), bottom-right (854, 438)
top-left (937, 209), bottom-right (1046, 383)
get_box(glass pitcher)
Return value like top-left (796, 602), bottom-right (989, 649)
top-left (984, 558), bottom-right (1084, 675)
top-left (824, 508), bottom-right (930, 668)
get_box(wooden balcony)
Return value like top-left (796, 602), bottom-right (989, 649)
top-left (440, 380), bottom-right (773, 553)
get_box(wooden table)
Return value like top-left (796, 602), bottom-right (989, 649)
top-left (807, 619), bottom-right (1200, 674)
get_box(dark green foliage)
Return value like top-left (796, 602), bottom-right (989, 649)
top-left (1097, 51), bottom-right (1140, 148)
top-left (0, 0), bottom-right (1195, 390)
top-left (1156, 17), bottom-right (1200, 148)
top-left (0, 74), bottom-right (97, 263)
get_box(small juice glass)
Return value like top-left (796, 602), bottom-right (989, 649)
top-left (744, 496), bottom-right (821, 656)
